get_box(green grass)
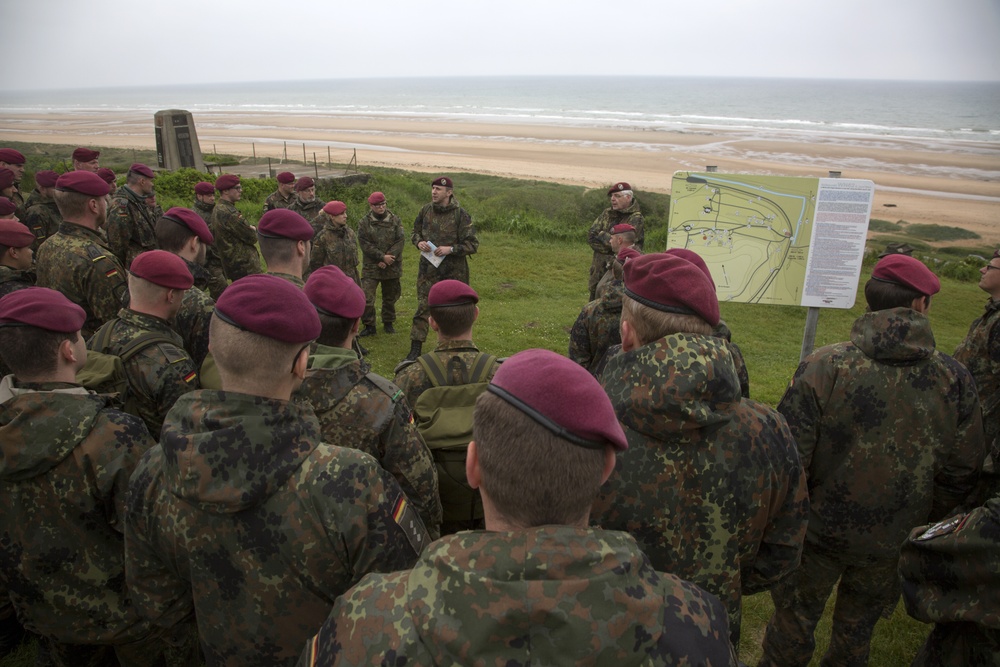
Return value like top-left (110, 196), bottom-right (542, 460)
top-left (4, 148), bottom-right (993, 666)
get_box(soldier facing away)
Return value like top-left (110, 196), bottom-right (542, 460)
top-left (760, 254), bottom-right (986, 667)
top-left (125, 274), bottom-right (428, 667)
top-left (259, 208), bottom-right (315, 288)
top-left (21, 170), bottom-right (62, 251)
top-left (191, 181), bottom-right (228, 300)
top-left (300, 348), bottom-right (737, 667)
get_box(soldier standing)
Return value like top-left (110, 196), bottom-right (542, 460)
top-left (97, 167), bottom-right (117, 192)
top-left (358, 191), bottom-right (404, 337)
top-left (0, 219), bottom-right (35, 298)
top-left (211, 174), bottom-right (262, 282)
top-left (191, 181), bottom-right (227, 300)
top-left (155, 207), bottom-right (217, 368)
top-left (0, 287), bottom-right (191, 666)
top-left (22, 170), bottom-right (62, 251)
top-left (405, 176), bottom-right (479, 362)
top-left (35, 171), bottom-right (128, 339)
top-left (587, 181), bottom-right (644, 300)
top-left (71, 147), bottom-right (101, 172)
top-left (0, 149), bottom-right (26, 216)
top-left (264, 171), bottom-right (296, 211)
top-left (592, 253), bottom-right (809, 649)
top-left (760, 254), bottom-right (986, 667)
top-left (106, 163), bottom-right (159, 266)
top-left (289, 176), bottom-right (325, 228)
top-left (87, 250), bottom-right (199, 437)
top-left (259, 208), bottom-right (315, 288)
top-left (307, 201), bottom-right (358, 284)
top-left (297, 265), bottom-right (443, 538)
top-left (125, 274), bottom-right (428, 666)
top-left (301, 348), bottom-right (737, 667)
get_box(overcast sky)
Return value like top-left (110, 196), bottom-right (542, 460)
top-left (4, 0), bottom-right (999, 91)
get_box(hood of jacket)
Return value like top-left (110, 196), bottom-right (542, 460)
top-left (158, 390), bottom-right (322, 513)
top-left (300, 346), bottom-right (366, 413)
top-left (0, 378), bottom-right (107, 481)
top-left (850, 307), bottom-right (935, 364)
top-left (601, 333), bottom-right (741, 438)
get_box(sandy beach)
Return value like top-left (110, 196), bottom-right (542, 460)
top-left (2, 109), bottom-right (998, 244)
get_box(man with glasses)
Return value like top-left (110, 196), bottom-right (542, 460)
top-left (587, 182), bottom-right (644, 300)
top-left (953, 248), bottom-right (1000, 505)
top-left (211, 174), bottom-right (262, 283)
top-left (357, 192), bottom-right (404, 337)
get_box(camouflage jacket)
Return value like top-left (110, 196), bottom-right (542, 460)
top-left (588, 198), bottom-right (644, 264)
top-left (954, 297), bottom-right (1000, 463)
top-left (0, 378), bottom-right (156, 644)
top-left (778, 307), bottom-right (985, 559)
top-left (173, 258), bottom-right (215, 368)
top-left (295, 345), bottom-right (443, 538)
top-left (568, 280), bottom-right (623, 375)
top-left (193, 198), bottom-right (228, 299)
top-left (22, 187), bottom-right (41, 212)
top-left (289, 196), bottom-right (326, 227)
top-left (22, 197), bottom-right (62, 252)
top-left (899, 494), bottom-right (1000, 666)
top-left (358, 209), bottom-right (405, 279)
top-left (593, 333), bottom-right (809, 645)
top-left (192, 199), bottom-right (214, 225)
top-left (125, 390), bottom-right (428, 667)
top-left (211, 199), bottom-right (262, 282)
top-left (394, 340), bottom-right (500, 413)
top-left (299, 527), bottom-right (737, 667)
top-left (264, 189), bottom-right (295, 212)
top-left (0, 265), bottom-right (34, 298)
top-left (35, 221), bottom-right (129, 339)
top-left (411, 198), bottom-right (478, 274)
top-left (106, 186), bottom-right (159, 267)
top-left (308, 216), bottom-right (359, 284)
top-left (712, 320), bottom-right (751, 399)
top-left (88, 308), bottom-right (199, 437)
top-left (267, 271), bottom-right (306, 288)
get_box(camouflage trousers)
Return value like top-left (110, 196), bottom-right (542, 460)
top-left (204, 247), bottom-right (229, 301)
top-left (409, 258), bottom-right (469, 343)
top-left (588, 252), bottom-right (613, 301)
top-left (361, 276), bottom-right (401, 328)
top-left (760, 545), bottom-right (899, 667)
top-left (46, 622), bottom-right (201, 667)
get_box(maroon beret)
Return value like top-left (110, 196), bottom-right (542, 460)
top-left (618, 247), bottom-right (642, 263)
top-left (0, 169), bottom-right (14, 191)
top-left (294, 176), bottom-right (314, 191)
top-left (431, 176), bottom-right (453, 188)
top-left (0, 198), bottom-right (16, 217)
top-left (428, 280), bottom-right (478, 307)
top-left (623, 253), bottom-right (720, 326)
top-left (611, 223), bottom-right (635, 235)
top-left (72, 147), bottom-right (100, 162)
top-left (304, 265), bottom-right (365, 320)
top-left (95, 168), bottom-right (116, 186)
top-left (56, 171), bottom-right (111, 197)
top-left (129, 163), bottom-right (155, 179)
top-left (0, 219), bottom-right (34, 247)
top-left (0, 149), bottom-right (25, 165)
top-left (35, 170), bottom-right (59, 188)
top-left (194, 181), bottom-right (214, 196)
top-left (214, 174), bottom-right (240, 191)
top-left (608, 182), bottom-right (631, 195)
top-left (129, 250), bottom-right (194, 290)
top-left (322, 201), bottom-right (346, 216)
top-left (871, 255), bottom-right (940, 296)
top-left (162, 207), bottom-right (214, 245)
top-left (367, 191), bottom-right (386, 205)
top-left (664, 248), bottom-right (714, 289)
top-left (214, 274), bottom-right (320, 344)
top-left (258, 209), bottom-right (314, 241)
top-left (488, 349), bottom-right (627, 451)
top-left (276, 171), bottom-right (295, 184)
top-left (0, 287), bottom-right (86, 333)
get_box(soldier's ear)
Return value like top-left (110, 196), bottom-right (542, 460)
top-left (601, 446), bottom-right (617, 485)
top-left (466, 440), bottom-right (482, 490)
top-left (291, 345), bottom-right (309, 380)
top-left (428, 315), bottom-right (440, 333)
top-left (472, 306), bottom-right (479, 323)
top-left (620, 318), bottom-right (639, 352)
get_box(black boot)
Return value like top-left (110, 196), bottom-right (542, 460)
top-left (404, 340), bottom-right (422, 362)
top-left (384, 323), bottom-right (396, 334)
top-left (358, 325), bottom-right (377, 338)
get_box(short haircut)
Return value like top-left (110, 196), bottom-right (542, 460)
top-left (154, 216), bottom-right (196, 253)
top-left (316, 312), bottom-right (355, 347)
top-left (259, 236), bottom-right (299, 267)
top-left (429, 302), bottom-right (476, 337)
top-left (126, 170), bottom-right (142, 186)
top-left (620, 295), bottom-right (712, 345)
top-left (615, 189), bottom-right (634, 199)
top-left (53, 190), bottom-right (91, 219)
top-left (864, 278), bottom-right (926, 312)
top-left (615, 230), bottom-right (637, 244)
top-left (209, 315), bottom-right (302, 385)
top-left (473, 392), bottom-right (606, 527)
top-left (0, 244), bottom-right (12, 261)
top-left (0, 326), bottom-right (79, 379)
top-left (127, 274), bottom-right (170, 310)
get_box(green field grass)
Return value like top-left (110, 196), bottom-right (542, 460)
top-left (2, 150), bottom-right (992, 666)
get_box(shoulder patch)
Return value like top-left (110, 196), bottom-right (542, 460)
top-left (915, 513), bottom-right (968, 541)
top-left (392, 495), bottom-right (430, 554)
top-left (366, 371), bottom-right (404, 402)
top-left (159, 344), bottom-right (191, 366)
top-left (393, 358), bottom-right (418, 376)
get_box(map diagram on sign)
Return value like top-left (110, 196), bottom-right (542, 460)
top-left (668, 173), bottom-right (874, 308)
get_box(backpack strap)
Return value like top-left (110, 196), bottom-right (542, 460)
top-left (117, 332), bottom-right (184, 364)
top-left (418, 352), bottom-right (495, 388)
top-left (467, 353), bottom-right (497, 384)
top-left (416, 352), bottom-right (451, 388)
top-left (90, 318), bottom-right (120, 354)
